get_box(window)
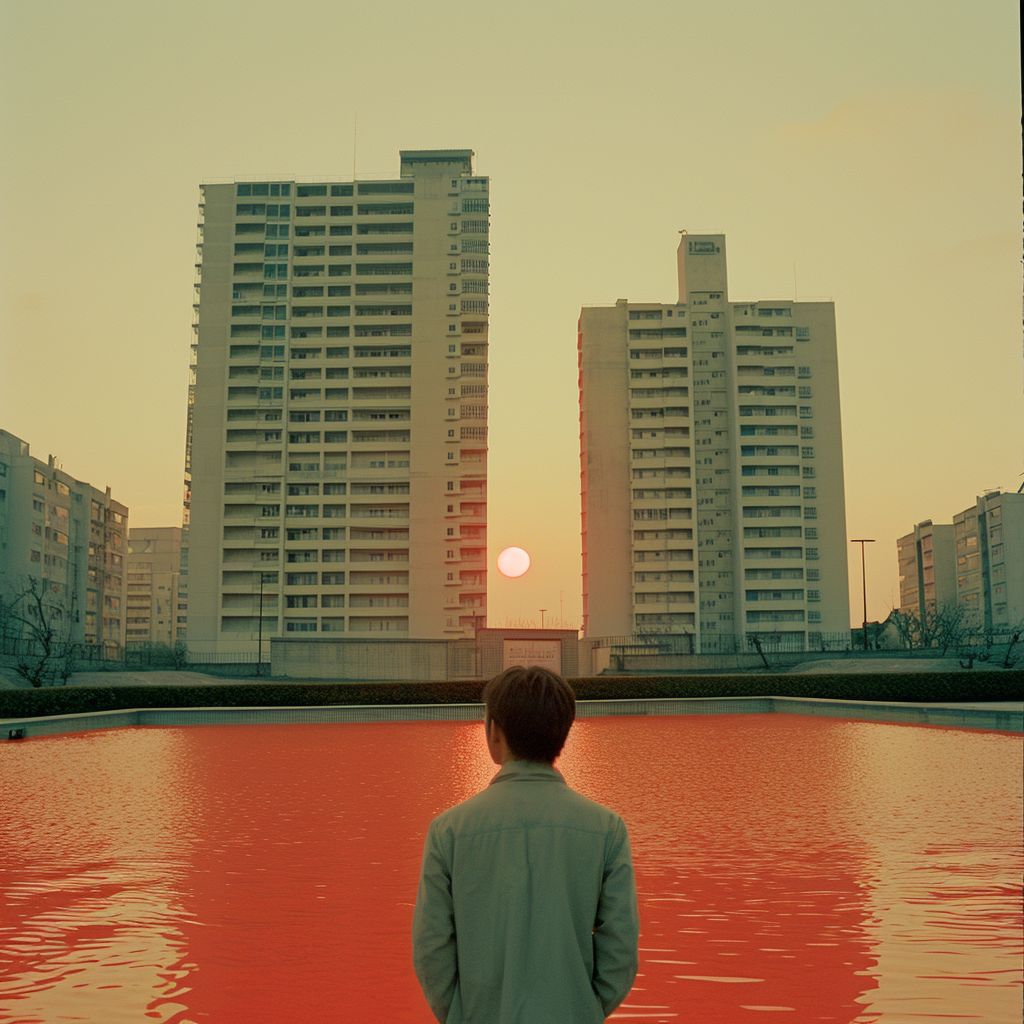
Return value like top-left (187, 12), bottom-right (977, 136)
top-left (352, 203), bottom-right (414, 220)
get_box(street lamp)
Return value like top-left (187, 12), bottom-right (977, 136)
top-left (850, 539), bottom-right (875, 650)
top-left (257, 571), bottom-right (267, 675)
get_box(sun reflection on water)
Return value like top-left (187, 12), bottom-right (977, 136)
top-left (0, 715), bottom-right (1020, 1024)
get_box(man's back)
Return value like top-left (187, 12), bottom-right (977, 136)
top-left (413, 759), bottom-right (639, 1024)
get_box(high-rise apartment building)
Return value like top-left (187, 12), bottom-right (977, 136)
top-left (186, 151), bottom-right (488, 653)
top-left (579, 234), bottom-right (850, 649)
top-left (126, 527), bottom-right (183, 648)
top-left (0, 429), bottom-right (129, 651)
top-left (953, 490), bottom-right (1023, 631)
top-left (896, 520), bottom-right (956, 618)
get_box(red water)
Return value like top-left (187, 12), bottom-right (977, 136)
top-left (0, 715), bottom-right (1020, 1023)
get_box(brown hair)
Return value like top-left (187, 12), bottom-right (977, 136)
top-left (482, 665), bottom-right (576, 763)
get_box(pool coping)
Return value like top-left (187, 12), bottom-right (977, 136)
top-left (3, 696), bottom-right (1021, 739)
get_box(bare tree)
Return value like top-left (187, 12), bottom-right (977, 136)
top-left (890, 609), bottom-right (920, 650)
top-left (929, 601), bottom-right (973, 657)
top-left (2, 576), bottom-right (76, 687)
top-left (890, 603), bottom-right (979, 658)
top-left (1002, 625), bottom-right (1022, 669)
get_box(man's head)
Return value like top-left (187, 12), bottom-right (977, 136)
top-left (482, 666), bottom-right (576, 764)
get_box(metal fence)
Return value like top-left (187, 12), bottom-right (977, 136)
top-left (594, 632), bottom-right (858, 655)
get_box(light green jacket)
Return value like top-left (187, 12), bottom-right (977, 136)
top-left (412, 759), bottom-right (639, 1023)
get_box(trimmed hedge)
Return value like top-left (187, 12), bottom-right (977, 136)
top-left (1, 672), bottom-right (1021, 720)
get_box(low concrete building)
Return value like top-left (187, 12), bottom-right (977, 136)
top-left (270, 628), bottom-right (578, 681)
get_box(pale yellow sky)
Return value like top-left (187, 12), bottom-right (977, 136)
top-left (1, 0), bottom-right (1020, 628)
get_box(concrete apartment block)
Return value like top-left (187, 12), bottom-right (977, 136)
top-left (0, 429), bottom-right (129, 651)
top-left (186, 151), bottom-right (488, 653)
top-left (953, 491), bottom-right (1024, 631)
top-left (579, 234), bottom-right (850, 650)
top-left (896, 521), bottom-right (957, 618)
top-left (126, 527), bottom-right (183, 649)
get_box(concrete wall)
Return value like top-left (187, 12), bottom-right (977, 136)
top-left (477, 628), bottom-right (579, 678)
top-left (271, 637), bottom-right (451, 680)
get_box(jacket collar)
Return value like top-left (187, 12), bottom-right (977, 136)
top-left (490, 759), bottom-right (566, 786)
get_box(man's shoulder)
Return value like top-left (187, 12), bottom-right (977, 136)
top-left (431, 772), bottom-right (626, 839)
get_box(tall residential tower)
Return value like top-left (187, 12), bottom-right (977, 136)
top-left (186, 151), bottom-right (488, 653)
top-left (579, 234), bottom-right (850, 650)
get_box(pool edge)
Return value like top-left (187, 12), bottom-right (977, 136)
top-left (2, 696), bottom-right (1021, 739)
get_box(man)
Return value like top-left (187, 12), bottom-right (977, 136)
top-left (412, 665), bottom-right (640, 1023)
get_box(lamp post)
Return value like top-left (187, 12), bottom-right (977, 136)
top-left (539, 609), bottom-right (546, 629)
top-left (257, 571), bottom-right (266, 675)
top-left (850, 539), bottom-right (875, 650)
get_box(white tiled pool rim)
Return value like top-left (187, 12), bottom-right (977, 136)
top-left (3, 696), bottom-right (1021, 739)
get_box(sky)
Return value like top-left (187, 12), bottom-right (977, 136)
top-left (1, 0), bottom-right (1020, 630)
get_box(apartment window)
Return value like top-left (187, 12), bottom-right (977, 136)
top-left (801, 447), bottom-right (814, 458)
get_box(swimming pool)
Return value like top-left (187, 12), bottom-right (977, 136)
top-left (1, 714), bottom-right (1020, 1023)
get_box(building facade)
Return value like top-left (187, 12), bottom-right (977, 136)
top-left (579, 234), bottom-right (850, 650)
top-left (126, 527), bottom-right (183, 649)
top-left (953, 490), bottom-right (1023, 632)
top-left (896, 520), bottom-right (956, 618)
top-left (186, 150), bottom-right (488, 653)
top-left (0, 429), bottom-right (128, 651)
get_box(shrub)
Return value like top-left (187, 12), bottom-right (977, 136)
top-left (2, 672), bottom-right (1021, 721)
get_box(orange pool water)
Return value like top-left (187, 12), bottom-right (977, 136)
top-left (1, 714), bottom-right (1020, 1023)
